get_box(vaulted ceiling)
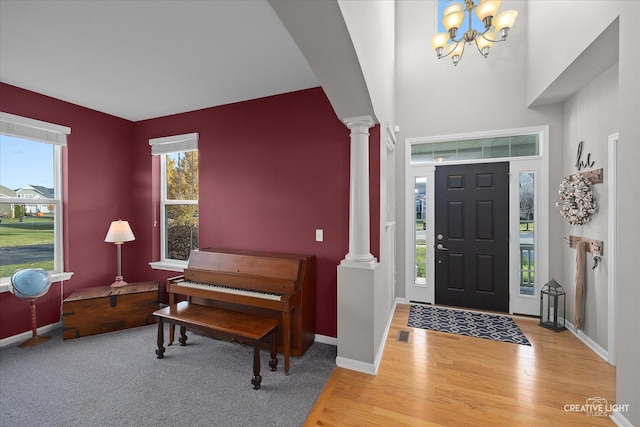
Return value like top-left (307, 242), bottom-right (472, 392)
top-left (0, 0), bottom-right (320, 121)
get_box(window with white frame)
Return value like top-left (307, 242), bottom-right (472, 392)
top-left (0, 112), bottom-right (72, 289)
top-left (149, 133), bottom-right (199, 267)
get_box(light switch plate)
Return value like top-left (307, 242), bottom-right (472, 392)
top-left (316, 229), bottom-right (323, 242)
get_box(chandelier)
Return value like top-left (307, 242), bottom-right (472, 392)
top-left (430, 0), bottom-right (518, 66)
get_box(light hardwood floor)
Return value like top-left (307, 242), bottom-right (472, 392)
top-left (305, 303), bottom-right (616, 426)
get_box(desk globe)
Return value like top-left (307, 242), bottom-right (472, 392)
top-left (9, 268), bottom-right (53, 347)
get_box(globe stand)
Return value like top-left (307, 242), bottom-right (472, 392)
top-left (18, 299), bottom-right (51, 348)
top-left (9, 268), bottom-right (53, 348)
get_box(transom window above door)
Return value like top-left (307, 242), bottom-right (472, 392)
top-left (411, 134), bottom-right (539, 164)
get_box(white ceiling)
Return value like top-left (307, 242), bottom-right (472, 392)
top-left (0, 0), bottom-right (320, 121)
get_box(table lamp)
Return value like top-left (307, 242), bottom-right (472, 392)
top-left (104, 220), bottom-right (135, 287)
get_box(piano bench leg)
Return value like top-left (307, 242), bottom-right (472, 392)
top-left (252, 343), bottom-right (262, 390)
top-left (155, 318), bottom-right (165, 359)
top-left (178, 325), bottom-right (188, 346)
top-left (269, 328), bottom-right (278, 372)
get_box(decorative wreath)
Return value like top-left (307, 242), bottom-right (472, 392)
top-left (557, 175), bottom-right (597, 225)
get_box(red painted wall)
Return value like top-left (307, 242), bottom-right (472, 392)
top-left (0, 83), bottom-right (136, 339)
top-left (1, 84), bottom-right (380, 340)
top-left (134, 88), bottom-right (383, 337)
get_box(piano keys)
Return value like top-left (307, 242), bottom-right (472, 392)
top-left (166, 248), bottom-right (316, 373)
top-left (176, 280), bottom-right (282, 301)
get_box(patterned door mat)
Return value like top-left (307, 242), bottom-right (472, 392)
top-left (408, 304), bottom-right (531, 346)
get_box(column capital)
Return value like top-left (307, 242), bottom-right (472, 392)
top-left (342, 115), bottom-right (376, 130)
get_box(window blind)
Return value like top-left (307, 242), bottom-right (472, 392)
top-left (149, 132), bottom-right (199, 155)
top-left (0, 112), bottom-right (71, 146)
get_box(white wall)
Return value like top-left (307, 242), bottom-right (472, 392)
top-left (526, 1), bottom-right (621, 106)
top-left (561, 63), bottom-right (618, 350)
top-left (528, 1), bottom-right (639, 424)
top-left (615, 2), bottom-right (640, 424)
top-left (338, 0), bottom-right (398, 370)
top-left (338, 0), bottom-right (396, 130)
top-left (395, 0), bottom-right (566, 300)
top-left (284, 1), bottom-right (639, 419)
top-left (397, 6), bottom-right (639, 424)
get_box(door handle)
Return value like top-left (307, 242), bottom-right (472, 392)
top-left (436, 243), bottom-right (448, 251)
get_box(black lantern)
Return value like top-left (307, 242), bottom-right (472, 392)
top-left (539, 279), bottom-right (566, 332)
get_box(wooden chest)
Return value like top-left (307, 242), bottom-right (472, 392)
top-left (63, 281), bottom-right (159, 340)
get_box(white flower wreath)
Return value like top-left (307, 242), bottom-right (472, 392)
top-left (557, 175), bottom-right (597, 225)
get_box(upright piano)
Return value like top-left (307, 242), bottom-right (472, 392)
top-left (166, 248), bottom-right (316, 373)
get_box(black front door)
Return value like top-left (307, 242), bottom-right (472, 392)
top-left (434, 162), bottom-right (509, 312)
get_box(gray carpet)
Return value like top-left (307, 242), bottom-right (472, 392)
top-left (0, 325), bottom-right (336, 427)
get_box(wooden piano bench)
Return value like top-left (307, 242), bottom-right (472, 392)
top-left (153, 301), bottom-right (279, 390)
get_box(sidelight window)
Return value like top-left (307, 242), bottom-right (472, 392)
top-left (414, 177), bottom-right (427, 284)
top-left (519, 172), bottom-right (535, 295)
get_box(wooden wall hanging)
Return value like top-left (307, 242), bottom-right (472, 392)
top-left (570, 168), bottom-right (603, 185)
top-left (568, 235), bottom-right (603, 255)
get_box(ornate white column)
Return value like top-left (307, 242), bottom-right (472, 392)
top-left (341, 115), bottom-right (375, 268)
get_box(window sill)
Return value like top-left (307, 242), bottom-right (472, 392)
top-left (0, 271), bottom-right (74, 294)
top-left (149, 260), bottom-right (187, 273)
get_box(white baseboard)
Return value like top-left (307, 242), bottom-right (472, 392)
top-left (335, 356), bottom-right (377, 375)
top-left (0, 321), bottom-right (62, 348)
top-left (610, 410), bottom-right (634, 427)
top-left (314, 334), bottom-right (337, 346)
top-left (371, 298), bottom-right (400, 373)
top-left (565, 320), bottom-right (609, 363)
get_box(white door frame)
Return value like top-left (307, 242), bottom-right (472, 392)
top-left (405, 126), bottom-right (549, 315)
top-left (607, 132), bottom-right (618, 365)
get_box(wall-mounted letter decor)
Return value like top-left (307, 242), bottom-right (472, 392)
top-left (576, 140), bottom-right (595, 171)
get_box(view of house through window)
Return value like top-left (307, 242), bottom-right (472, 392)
top-left (162, 150), bottom-right (199, 261)
top-left (0, 134), bottom-right (58, 279)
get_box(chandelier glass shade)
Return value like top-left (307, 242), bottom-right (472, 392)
top-left (431, 0), bottom-right (518, 66)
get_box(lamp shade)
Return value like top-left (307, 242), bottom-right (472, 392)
top-left (475, 0), bottom-right (501, 21)
top-left (476, 31), bottom-right (497, 50)
top-left (443, 10), bottom-right (465, 32)
top-left (104, 220), bottom-right (135, 243)
top-left (431, 32), bottom-right (450, 50)
top-left (442, 3), bottom-right (464, 17)
top-left (493, 10), bottom-right (518, 31)
top-left (448, 41), bottom-right (465, 57)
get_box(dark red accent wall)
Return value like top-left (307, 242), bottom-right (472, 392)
top-left (133, 88), bottom-right (383, 337)
top-left (0, 83), bottom-right (136, 339)
top-left (0, 83), bottom-right (380, 340)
